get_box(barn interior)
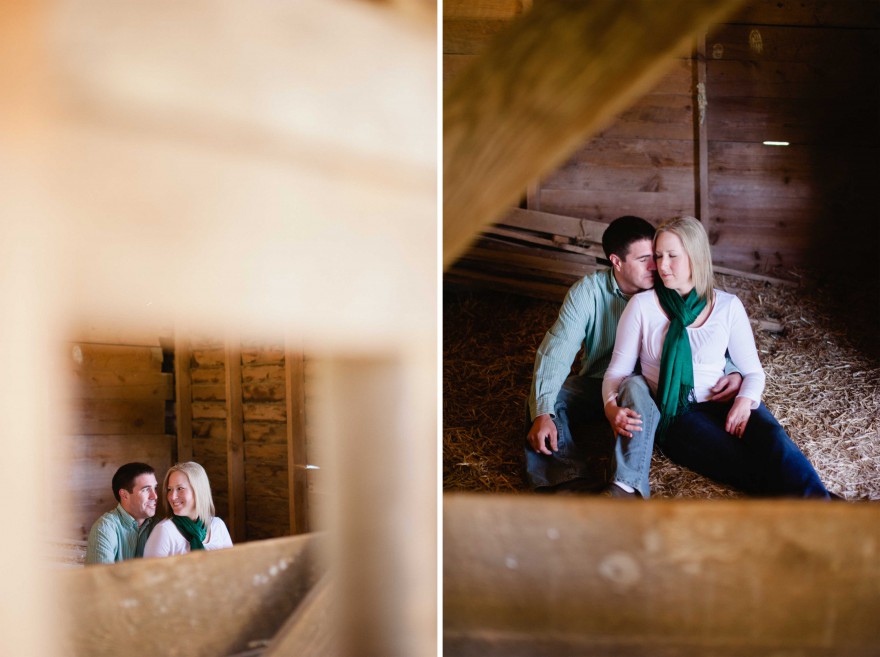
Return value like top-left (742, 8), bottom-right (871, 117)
top-left (443, 0), bottom-right (880, 654)
top-left (2, 0), bottom-right (436, 656)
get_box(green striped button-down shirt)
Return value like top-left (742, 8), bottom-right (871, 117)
top-left (85, 504), bottom-right (155, 564)
top-left (529, 268), bottom-right (629, 419)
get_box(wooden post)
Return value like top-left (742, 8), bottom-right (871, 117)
top-left (693, 32), bottom-right (710, 224)
top-left (224, 334), bottom-right (246, 543)
top-left (526, 180), bottom-right (541, 212)
top-left (174, 331), bottom-right (193, 463)
top-left (313, 354), bottom-right (436, 657)
top-left (284, 336), bottom-right (309, 535)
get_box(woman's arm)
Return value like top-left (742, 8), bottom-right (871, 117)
top-left (602, 296), bottom-right (644, 437)
top-left (726, 296), bottom-right (765, 406)
top-left (724, 296), bottom-right (766, 436)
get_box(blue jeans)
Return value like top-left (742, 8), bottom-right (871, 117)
top-left (661, 400), bottom-right (830, 498)
top-left (525, 375), bottom-right (658, 498)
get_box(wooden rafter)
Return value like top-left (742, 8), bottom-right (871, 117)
top-left (444, 0), bottom-right (748, 267)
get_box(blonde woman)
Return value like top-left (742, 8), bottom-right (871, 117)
top-left (143, 461), bottom-right (233, 556)
top-left (603, 216), bottom-right (831, 497)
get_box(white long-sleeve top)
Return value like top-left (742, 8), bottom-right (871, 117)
top-left (142, 516), bottom-right (233, 558)
top-left (602, 289), bottom-right (765, 408)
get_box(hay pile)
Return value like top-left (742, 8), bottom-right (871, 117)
top-left (443, 272), bottom-right (880, 499)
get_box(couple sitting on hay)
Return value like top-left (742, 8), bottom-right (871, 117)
top-left (85, 461), bottom-right (233, 565)
top-left (525, 215), bottom-right (833, 500)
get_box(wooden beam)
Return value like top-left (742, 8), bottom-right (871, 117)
top-left (174, 332), bottom-right (193, 463)
top-left (445, 494), bottom-right (880, 656)
top-left (225, 334), bottom-right (246, 543)
top-left (284, 337), bottom-right (309, 535)
top-left (444, 0), bottom-right (748, 267)
top-left (498, 207), bottom-right (607, 245)
top-left (61, 533), bottom-right (327, 657)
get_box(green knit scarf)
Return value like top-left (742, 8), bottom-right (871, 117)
top-left (655, 285), bottom-right (707, 444)
top-left (172, 515), bottom-right (207, 551)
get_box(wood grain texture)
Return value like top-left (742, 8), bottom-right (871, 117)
top-left (68, 344), bottom-right (162, 372)
top-left (445, 494), bottom-right (880, 656)
top-left (444, 0), bottom-right (747, 267)
top-left (65, 370), bottom-right (172, 400)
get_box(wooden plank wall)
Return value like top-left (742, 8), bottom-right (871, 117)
top-left (188, 336), bottom-right (315, 541)
top-left (445, 0), bottom-right (879, 286)
top-left (704, 1), bottom-right (879, 273)
top-left (64, 338), bottom-right (174, 541)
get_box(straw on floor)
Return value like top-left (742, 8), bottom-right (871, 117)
top-left (443, 272), bottom-right (880, 499)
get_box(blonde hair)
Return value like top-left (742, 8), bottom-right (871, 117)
top-left (162, 461), bottom-right (216, 529)
top-left (654, 216), bottom-right (715, 303)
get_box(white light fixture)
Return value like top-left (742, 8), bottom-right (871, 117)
top-left (762, 141), bottom-right (790, 146)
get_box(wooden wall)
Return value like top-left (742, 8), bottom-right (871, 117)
top-left (445, 0), bottom-right (880, 288)
top-left (64, 337), bottom-right (175, 541)
top-left (62, 330), bottom-right (316, 544)
top-left (182, 335), bottom-right (316, 542)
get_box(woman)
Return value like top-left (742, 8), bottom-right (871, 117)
top-left (603, 216), bottom-right (830, 497)
top-left (143, 461), bottom-right (233, 556)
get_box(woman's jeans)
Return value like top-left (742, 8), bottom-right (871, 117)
top-left (525, 375), bottom-right (658, 498)
top-left (662, 400), bottom-right (830, 498)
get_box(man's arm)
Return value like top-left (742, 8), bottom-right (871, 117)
top-left (527, 279), bottom-right (599, 453)
top-left (85, 516), bottom-right (119, 564)
top-left (706, 372), bottom-right (743, 402)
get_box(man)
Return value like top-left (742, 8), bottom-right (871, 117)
top-left (85, 462), bottom-right (159, 564)
top-left (526, 216), bottom-right (742, 498)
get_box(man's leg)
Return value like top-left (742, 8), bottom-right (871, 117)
top-left (612, 375), bottom-right (658, 498)
top-left (524, 376), bottom-right (609, 491)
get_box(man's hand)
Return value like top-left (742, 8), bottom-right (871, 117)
top-left (725, 396), bottom-right (753, 437)
top-left (706, 372), bottom-right (743, 402)
top-left (604, 401), bottom-right (642, 438)
top-left (527, 414), bottom-right (557, 455)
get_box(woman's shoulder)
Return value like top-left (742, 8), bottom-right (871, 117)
top-left (712, 289), bottom-right (745, 310)
top-left (152, 517), bottom-right (175, 531)
top-left (208, 517), bottom-right (233, 548)
top-left (631, 289), bottom-right (656, 305)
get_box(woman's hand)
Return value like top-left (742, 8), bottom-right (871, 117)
top-left (604, 401), bottom-right (643, 438)
top-left (725, 396), bottom-right (753, 437)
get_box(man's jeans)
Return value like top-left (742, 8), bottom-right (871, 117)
top-left (662, 400), bottom-right (830, 498)
top-left (525, 375), bottom-right (658, 498)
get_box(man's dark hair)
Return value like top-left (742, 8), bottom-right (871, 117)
top-left (601, 215), bottom-right (655, 260)
top-left (112, 462), bottom-right (155, 502)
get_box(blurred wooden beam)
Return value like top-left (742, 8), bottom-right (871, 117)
top-left (444, 0), bottom-right (747, 267)
top-left (61, 533), bottom-right (326, 657)
top-left (445, 494), bottom-right (880, 656)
